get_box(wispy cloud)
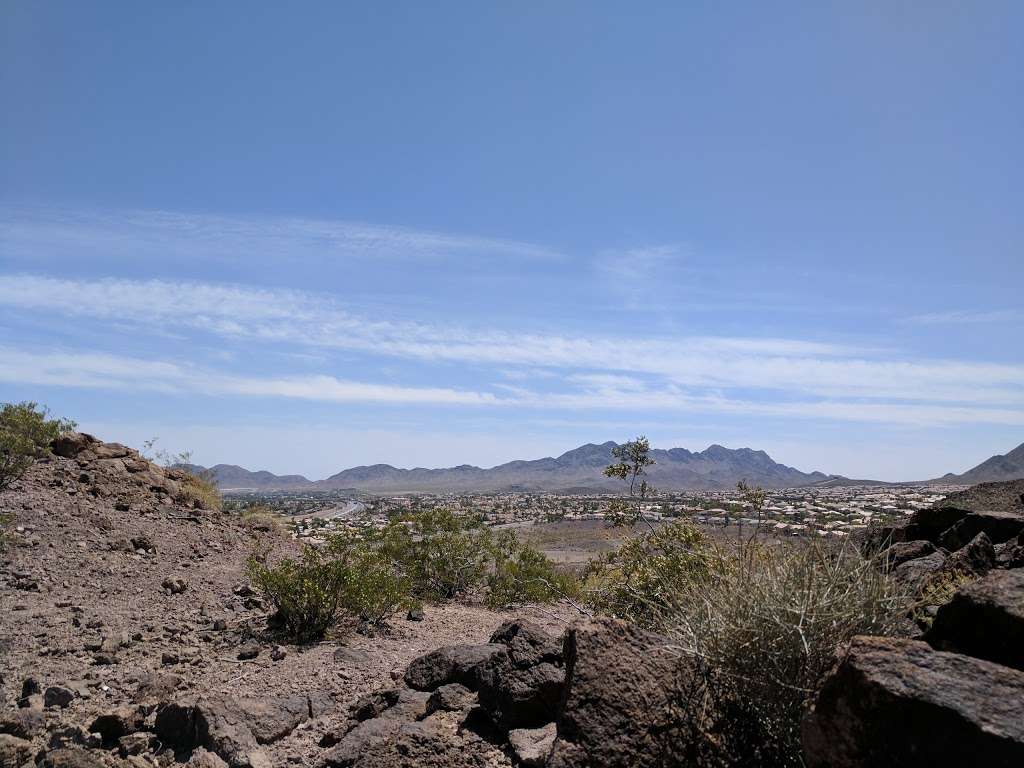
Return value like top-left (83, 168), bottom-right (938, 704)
top-left (2, 345), bottom-right (1022, 428)
top-left (0, 206), bottom-right (563, 265)
top-left (0, 347), bottom-right (504, 405)
top-left (1, 274), bottom-right (1022, 409)
top-left (905, 309), bottom-right (1022, 325)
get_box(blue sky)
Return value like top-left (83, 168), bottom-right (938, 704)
top-left (1, 2), bottom-right (1021, 480)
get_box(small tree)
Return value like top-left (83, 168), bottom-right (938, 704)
top-left (604, 436), bottom-right (656, 529)
top-left (0, 402), bottom-right (76, 491)
top-left (737, 480), bottom-right (767, 542)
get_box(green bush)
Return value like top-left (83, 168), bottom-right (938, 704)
top-left (487, 535), bottom-right (579, 609)
top-left (584, 519), bottom-right (709, 627)
top-left (664, 537), bottom-right (910, 767)
top-left (328, 531), bottom-right (412, 625)
top-left (375, 509), bottom-right (493, 600)
top-left (246, 546), bottom-right (350, 643)
top-left (0, 401), bottom-right (76, 491)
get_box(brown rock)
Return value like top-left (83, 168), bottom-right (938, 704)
top-left (925, 569), bottom-right (1024, 670)
top-left (509, 723), bottom-right (557, 767)
top-left (404, 643), bottom-right (508, 692)
top-left (802, 635), bottom-right (1024, 767)
top-left (547, 617), bottom-right (691, 768)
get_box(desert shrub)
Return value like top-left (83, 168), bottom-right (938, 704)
top-left (246, 546), bottom-right (350, 643)
top-left (664, 537), bottom-right (910, 767)
top-left (239, 503), bottom-right (282, 533)
top-left (584, 519), bottom-right (709, 627)
top-left (180, 469), bottom-right (222, 511)
top-left (143, 440), bottom-right (222, 511)
top-left (486, 532), bottom-right (579, 609)
top-left (328, 531), bottom-right (412, 625)
top-left (375, 509), bottom-right (493, 600)
top-left (910, 569), bottom-right (974, 631)
top-left (0, 401), bottom-right (76, 491)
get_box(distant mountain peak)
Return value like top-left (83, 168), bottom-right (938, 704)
top-left (192, 440), bottom-right (831, 493)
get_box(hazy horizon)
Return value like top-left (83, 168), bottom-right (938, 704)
top-left (2, 3), bottom-right (1022, 481)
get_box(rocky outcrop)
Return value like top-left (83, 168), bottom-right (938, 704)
top-left (403, 643), bottom-right (508, 692)
top-left (476, 620), bottom-right (565, 730)
top-left (155, 697), bottom-right (276, 768)
top-left (547, 617), bottom-right (692, 768)
top-left (47, 432), bottom-right (214, 511)
top-left (803, 636), bottom-right (1024, 767)
top-left (925, 570), bottom-right (1024, 671)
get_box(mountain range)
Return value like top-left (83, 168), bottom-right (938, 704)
top-left (187, 439), bottom-right (1024, 493)
top-left (188, 438), bottom-right (1019, 493)
top-left (189, 441), bottom-right (833, 493)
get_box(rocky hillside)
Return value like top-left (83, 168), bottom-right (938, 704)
top-left (193, 442), bottom-right (829, 492)
top-left (931, 441), bottom-right (1024, 484)
top-left (0, 433), bottom-right (570, 767)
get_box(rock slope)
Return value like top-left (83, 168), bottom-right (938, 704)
top-left (0, 433), bottom-right (570, 767)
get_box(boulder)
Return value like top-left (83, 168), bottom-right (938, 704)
top-left (995, 541), bottom-right (1024, 569)
top-left (0, 708), bottom-right (44, 739)
top-left (424, 683), bottom-right (475, 715)
top-left (547, 617), bottom-right (692, 768)
top-left (318, 717), bottom-right (403, 767)
top-left (893, 551), bottom-right (947, 591)
top-left (50, 433), bottom-right (97, 458)
top-left (477, 621), bottom-right (565, 730)
top-left (89, 705), bottom-right (147, 746)
top-left (508, 723), bottom-right (557, 767)
top-left (404, 643), bottom-right (508, 692)
top-left (925, 570), bottom-right (1024, 671)
top-left (877, 540), bottom-right (936, 570)
top-left (802, 635), bottom-right (1024, 767)
top-left (938, 511), bottom-right (1024, 551)
top-left (187, 748), bottom-right (229, 768)
top-left (233, 696), bottom-right (314, 744)
top-left (154, 697), bottom-right (272, 768)
top-left (43, 685), bottom-right (76, 709)
top-left (906, 506), bottom-right (971, 543)
top-left (943, 531), bottom-right (996, 577)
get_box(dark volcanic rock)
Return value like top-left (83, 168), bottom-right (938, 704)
top-left (906, 506), bottom-right (971, 544)
top-left (802, 635), bottom-right (1024, 767)
top-left (547, 617), bottom-right (692, 768)
top-left (476, 620), bottom-right (565, 730)
top-left (424, 683), bottom-right (475, 715)
top-left (925, 570), bottom-right (1024, 671)
top-left (404, 643), bottom-right (508, 692)
top-left (877, 540), bottom-right (937, 570)
top-left (893, 551), bottom-right (947, 590)
top-left (155, 697), bottom-right (272, 768)
top-left (89, 705), bottom-right (146, 746)
top-left (938, 511), bottom-right (1024, 550)
top-left (943, 531), bottom-right (996, 577)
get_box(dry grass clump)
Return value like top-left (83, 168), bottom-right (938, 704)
top-left (180, 469), bottom-right (222, 512)
top-left (664, 535), bottom-right (911, 767)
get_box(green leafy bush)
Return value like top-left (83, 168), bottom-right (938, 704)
top-left (0, 401), bottom-right (76, 491)
top-left (246, 546), bottom-right (350, 643)
top-left (584, 519), bottom-right (708, 627)
top-left (486, 536), bottom-right (579, 609)
top-left (375, 509), bottom-right (493, 600)
top-left (328, 531), bottom-right (412, 625)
